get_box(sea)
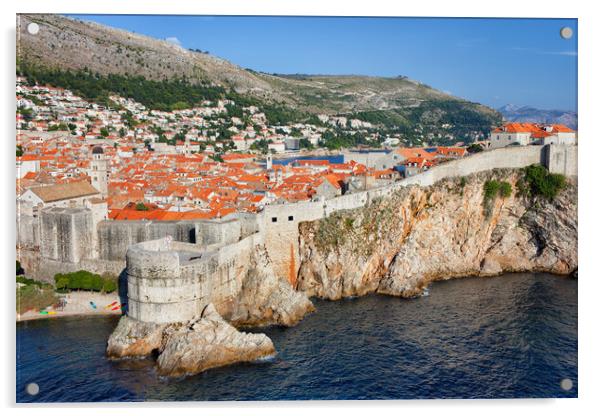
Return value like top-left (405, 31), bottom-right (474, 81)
top-left (16, 272), bottom-right (577, 402)
top-left (271, 154), bottom-right (344, 166)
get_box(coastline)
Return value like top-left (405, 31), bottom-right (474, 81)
top-left (17, 291), bottom-right (122, 323)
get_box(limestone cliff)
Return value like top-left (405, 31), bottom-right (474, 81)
top-left (297, 169), bottom-right (577, 300)
top-left (228, 246), bottom-right (315, 327)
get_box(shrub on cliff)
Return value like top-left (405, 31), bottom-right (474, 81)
top-left (520, 164), bottom-right (566, 201)
top-left (499, 181), bottom-right (512, 198)
top-left (484, 180), bottom-right (512, 201)
top-left (483, 180), bottom-right (500, 201)
top-left (483, 180), bottom-right (513, 217)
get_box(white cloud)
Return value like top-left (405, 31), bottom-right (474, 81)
top-left (165, 36), bottom-right (182, 46)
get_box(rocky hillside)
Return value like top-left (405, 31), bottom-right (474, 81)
top-left (17, 14), bottom-right (500, 123)
top-left (296, 169), bottom-right (577, 300)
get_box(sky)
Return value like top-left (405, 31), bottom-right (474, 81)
top-left (69, 15), bottom-right (578, 112)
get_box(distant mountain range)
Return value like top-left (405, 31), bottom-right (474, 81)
top-left (498, 104), bottom-right (577, 130)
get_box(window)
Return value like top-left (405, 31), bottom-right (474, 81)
top-left (288, 216), bottom-right (294, 221)
top-left (271, 217), bottom-right (277, 223)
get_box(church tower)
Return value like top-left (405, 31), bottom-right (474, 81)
top-left (266, 154), bottom-right (273, 170)
top-left (90, 146), bottom-right (109, 198)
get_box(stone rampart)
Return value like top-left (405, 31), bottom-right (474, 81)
top-left (18, 145), bottom-right (577, 287)
top-left (126, 232), bottom-right (264, 324)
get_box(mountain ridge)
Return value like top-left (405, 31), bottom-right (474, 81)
top-left (18, 14), bottom-right (497, 117)
top-left (498, 104), bottom-right (577, 130)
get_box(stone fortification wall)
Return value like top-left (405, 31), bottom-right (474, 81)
top-left (261, 201), bottom-right (323, 285)
top-left (17, 248), bottom-right (125, 282)
top-left (545, 144), bottom-right (578, 176)
top-left (400, 145), bottom-right (545, 187)
top-left (126, 238), bottom-right (202, 324)
top-left (18, 145), bottom-right (577, 285)
top-left (126, 232), bottom-right (263, 324)
top-left (16, 205), bottom-right (39, 250)
top-left (98, 220), bottom-right (198, 261)
top-left (40, 207), bottom-right (94, 263)
top-left (261, 145), bottom-right (577, 282)
top-left (99, 213), bottom-right (259, 261)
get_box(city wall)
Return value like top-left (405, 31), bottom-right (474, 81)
top-left (261, 145), bottom-right (577, 280)
top-left (17, 145), bottom-right (577, 295)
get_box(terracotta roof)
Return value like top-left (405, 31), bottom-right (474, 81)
top-left (28, 181), bottom-right (100, 203)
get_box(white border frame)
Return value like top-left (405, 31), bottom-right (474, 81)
top-left (2, 0), bottom-right (600, 414)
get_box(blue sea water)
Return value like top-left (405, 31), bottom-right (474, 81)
top-left (16, 273), bottom-right (577, 402)
top-left (272, 154), bottom-right (344, 166)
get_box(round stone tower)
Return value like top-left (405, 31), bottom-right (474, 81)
top-left (126, 238), bottom-right (206, 324)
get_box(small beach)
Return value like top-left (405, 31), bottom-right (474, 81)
top-left (17, 291), bottom-right (122, 322)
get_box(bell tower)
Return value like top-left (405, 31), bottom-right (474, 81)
top-left (90, 145), bottom-right (109, 198)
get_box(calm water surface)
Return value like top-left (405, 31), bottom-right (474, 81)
top-left (272, 154), bottom-right (343, 165)
top-left (16, 273), bottom-right (577, 402)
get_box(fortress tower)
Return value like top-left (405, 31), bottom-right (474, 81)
top-left (90, 146), bottom-right (109, 198)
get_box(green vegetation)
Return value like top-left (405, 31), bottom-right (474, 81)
top-left (315, 212), bottom-right (351, 252)
top-left (17, 284), bottom-right (58, 314)
top-left (18, 64), bottom-right (226, 112)
top-left (314, 197), bottom-right (398, 256)
top-left (16, 145), bottom-right (24, 157)
top-left (250, 138), bottom-right (270, 154)
top-left (16, 264), bottom-right (57, 314)
top-left (499, 181), bottom-right (512, 198)
top-left (48, 123), bottom-right (69, 131)
top-left (484, 180), bottom-right (512, 202)
top-left (135, 202), bottom-right (149, 211)
top-left (483, 179), bottom-right (513, 217)
top-left (319, 129), bottom-right (372, 150)
top-left (19, 63), bottom-right (327, 127)
top-left (352, 109), bottom-right (409, 128)
top-left (54, 270), bottom-right (118, 293)
top-left (17, 106), bottom-right (34, 122)
top-left (483, 180), bottom-right (501, 201)
top-left (467, 143), bottom-right (484, 153)
top-left (299, 138), bottom-right (314, 150)
top-left (17, 275), bottom-right (52, 289)
top-left (351, 99), bottom-right (501, 145)
top-left (519, 164), bottom-right (566, 201)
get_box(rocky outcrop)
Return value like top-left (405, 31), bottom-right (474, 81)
top-left (157, 304), bottom-right (275, 377)
top-left (297, 169), bottom-right (577, 299)
top-left (107, 316), bottom-right (166, 358)
top-left (107, 304), bottom-right (275, 377)
top-left (228, 246), bottom-right (315, 327)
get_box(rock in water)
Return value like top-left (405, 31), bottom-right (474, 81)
top-left (156, 304), bottom-right (276, 377)
top-left (106, 315), bottom-right (166, 358)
